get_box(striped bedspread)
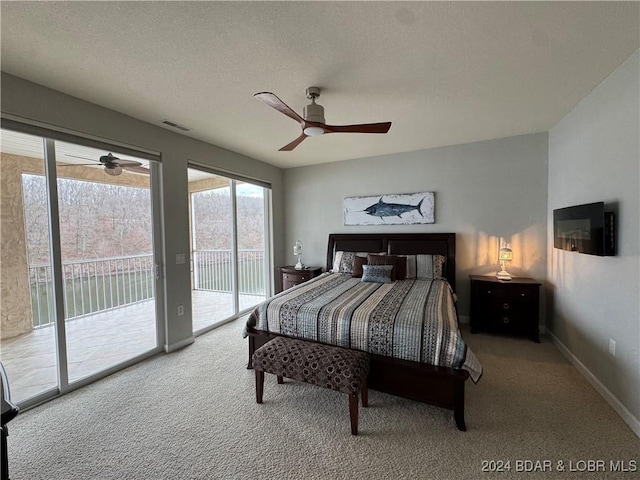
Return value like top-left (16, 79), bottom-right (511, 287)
top-left (246, 272), bottom-right (482, 383)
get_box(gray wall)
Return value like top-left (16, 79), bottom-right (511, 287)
top-left (547, 51), bottom-right (639, 429)
top-left (283, 133), bottom-right (549, 319)
top-left (1, 73), bottom-right (285, 351)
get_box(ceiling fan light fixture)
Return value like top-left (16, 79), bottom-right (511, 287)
top-left (303, 126), bottom-right (324, 136)
top-left (105, 165), bottom-right (123, 176)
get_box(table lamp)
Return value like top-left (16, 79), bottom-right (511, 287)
top-left (497, 242), bottom-right (513, 280)
top-left (293, 240), bottom-right (304, 269)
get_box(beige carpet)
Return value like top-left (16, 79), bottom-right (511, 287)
top-left (7, 320), bottom-right (639, 480)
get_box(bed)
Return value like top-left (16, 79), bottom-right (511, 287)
top-left (245, 233), bottom-right (481, 430)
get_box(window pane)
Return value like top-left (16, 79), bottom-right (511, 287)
top-left (236, 182), bottom-right (267, 310)
top-left (189, 171), bottom-right (234, 331)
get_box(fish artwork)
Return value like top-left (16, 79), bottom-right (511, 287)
top-left (364, 196), bottom-right (425, 219)
top-left (344, 192), bottom-right (435, 226)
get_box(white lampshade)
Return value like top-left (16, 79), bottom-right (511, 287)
top-left (499, 246), bottom-right (513, 261)
top-left (293, 240), bottom-right (302, 256)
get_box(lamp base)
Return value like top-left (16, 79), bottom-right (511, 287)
top-left (496, 270), bottom-right (512, 281)
top-left (295, 258), bottom-right (304, 270)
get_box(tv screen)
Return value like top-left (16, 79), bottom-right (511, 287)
top-left (553, 202), bottom-right (614, 256)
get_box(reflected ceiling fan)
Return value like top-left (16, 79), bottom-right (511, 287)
top-left (64, 153), bottom-right (150, 176)
top-left (254, 87), bottom-right (392, 151)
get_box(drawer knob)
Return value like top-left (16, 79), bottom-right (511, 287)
top-left (503, 303), bottom-right (510, 310)
top-left (521, 293), bottom-right (526, 297)
top-left (487, 290), bottom-right (492, 294)
top-left (502, 317), bottom-right (510, 324)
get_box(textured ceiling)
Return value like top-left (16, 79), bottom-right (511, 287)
top-left (1, 2), bottom-right (638, 169)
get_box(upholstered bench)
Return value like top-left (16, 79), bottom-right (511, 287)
top-left (252, 336), bottom-right (370, 435)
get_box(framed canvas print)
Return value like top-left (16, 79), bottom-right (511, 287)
top-left (344, 192), bottom-right (435, 226)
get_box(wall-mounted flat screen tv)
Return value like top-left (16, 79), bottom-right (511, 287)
top-left (553, 202), bottom-right (614, 256)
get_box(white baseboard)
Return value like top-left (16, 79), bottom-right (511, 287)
top-left (547, 329), bottom-right (640, 439)
top-left (164, 335), bottom-right (195, 353)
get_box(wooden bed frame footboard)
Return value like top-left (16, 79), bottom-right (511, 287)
top-left (246, 233), bottom-right (470, 430)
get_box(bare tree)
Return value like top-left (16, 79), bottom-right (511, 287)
top-left (22, 175), bottom-right (153, 262)
top-left (22, 175), bottom-right (264, 265)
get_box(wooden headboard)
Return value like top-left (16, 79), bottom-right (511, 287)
top-left (326, 233), bottom-right (456, 292)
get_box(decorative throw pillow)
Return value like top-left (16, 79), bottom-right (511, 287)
top-left (367, 254), bottom-right (397, 280)
top-left (332, 251), bottom-right (368, 274)
top-left (403, 254), bottom-right (445, 279)
top-left (361, 264), bottom-right (393, 283)
top-left (394, 256), bottom-right (407, 280)
top-left (352, 256), bottom-right (368, 278)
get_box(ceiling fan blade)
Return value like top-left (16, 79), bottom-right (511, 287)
top-left (122, 165), bottom-right (150, 175)
top-left (322, 122), bottom-right (392, 134)
top-left (66, 154), bottom-right (95, 161)
top-left (58, 163), bottom-right (100, 167)
top-left (255, 92), bottom-right (304, 125)
top-left (113, 159), bottom-right (142, 167)
top-left (278, 133), bottom-right (308, 151)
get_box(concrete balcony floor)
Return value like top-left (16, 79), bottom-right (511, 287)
top-left (0, 289), bottom-right (263, 404)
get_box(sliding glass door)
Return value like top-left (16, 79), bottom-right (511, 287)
top-left (0, 128), bottom-right (162, 405)
top-left (54, 141), bottom-right (158, 382)
top-left (188, 166), bottom-right (270, 333)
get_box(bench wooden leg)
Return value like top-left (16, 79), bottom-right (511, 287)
top-left (255, 370), bottom-right (264, 404)
top-left (361, 382), bottom-right (368, 408)
top-left (349, 394), bottom-right (359, 435)
top-left (247, 336), bottom-right (255, 369)
top-left (276, 375), bottom-right (284, 384)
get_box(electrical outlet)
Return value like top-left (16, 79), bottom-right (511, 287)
top-left (609, 338), bottom-right (616, 357)
top-left (177, 304), bottom-right (184, 316)
top-left (176, 253), bottom-right (186, 265)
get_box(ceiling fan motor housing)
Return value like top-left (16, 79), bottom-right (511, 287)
top-left (303, 86), bottom-right (325, 124)
top-left (303, 102), bottom-right (325, 123)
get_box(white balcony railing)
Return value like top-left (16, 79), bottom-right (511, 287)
top-left (29, 254), bottom-right (155, 328)
top-left (28, 249), bottom-right (265, 328)
top-left (192, 249), bottom-right (265, 294)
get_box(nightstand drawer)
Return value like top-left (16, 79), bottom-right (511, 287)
top-left (487, 287), bottom-right (538, 313)
top-left (283, 273), bottom-right (311, 284)
top-left (487, 312), bottom-right (533, 334)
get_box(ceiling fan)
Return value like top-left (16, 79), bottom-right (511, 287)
top-left (254, 87), bottom-right (392, 151)
top-left (64, 153), bottom-right (150, 176)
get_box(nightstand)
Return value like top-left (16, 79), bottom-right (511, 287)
top-left (280, 266), bottom-right (322, 292)
top-left (469, 275), bottom-right (541, 343)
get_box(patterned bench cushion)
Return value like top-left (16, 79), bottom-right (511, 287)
top-left (253, 337), bottom-right (370, 396)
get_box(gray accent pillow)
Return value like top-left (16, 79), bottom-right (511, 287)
top-left (361, 264), bottom-right (393, 283)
